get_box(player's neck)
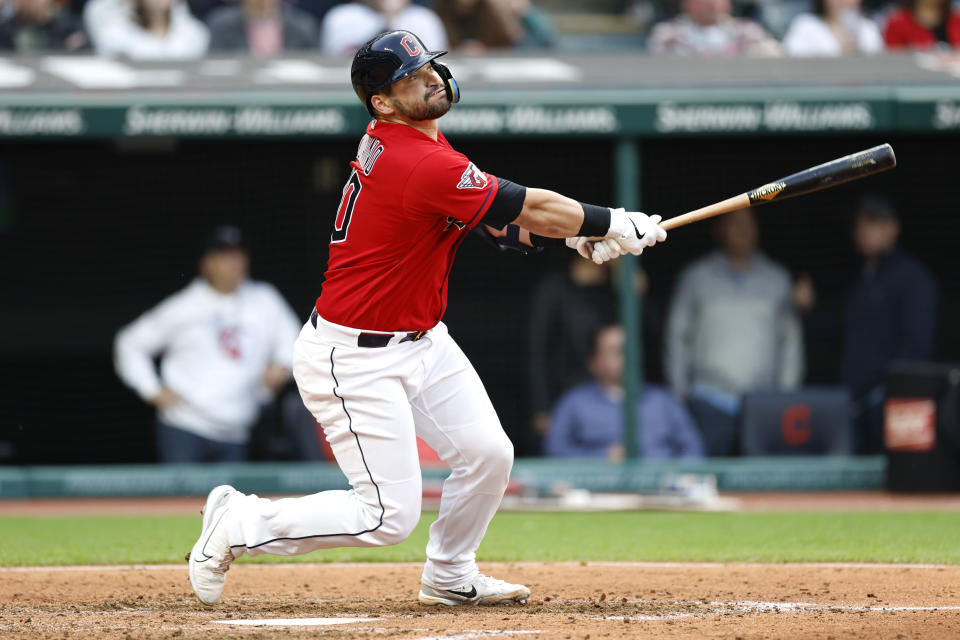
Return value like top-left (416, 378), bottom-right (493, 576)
top-left (600, 381), bottom-right (625, 400)
top-left (204, 278), bottom-right (241, 295)
top-left (378, 115), bottom-right (439, 141)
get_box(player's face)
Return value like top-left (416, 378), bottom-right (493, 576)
top-left (684, 0), bottom-right (730, 25)
top-left (717, 209), bottom-right (758, 260)
top-left (824, 0), bottom-right (859, 14)
top-left (589, 326), bottom-right (626, 386)
top-left (138, 0), bottom-right (175, 14)
top-left (384, 64), bottom-right (451, 121)
top-left (15, 0), bottom-right (51, 22)
top-left (242, 0), bottom-right (278, 19)
top-left (853, 213), bottom-right (899, 258)
top-left (200, 248), bottom-right (249, 293)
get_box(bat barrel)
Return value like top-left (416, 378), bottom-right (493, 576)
top-left (659, 144), bottom-right (897, 231)
top-left (746, 143), bottom-right (896, 206)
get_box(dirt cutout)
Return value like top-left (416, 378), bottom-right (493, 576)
top-left (2, 562), bottom-right (959, 639)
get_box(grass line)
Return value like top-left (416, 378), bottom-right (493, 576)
top-left (3, 511), bottom-right (959, 566)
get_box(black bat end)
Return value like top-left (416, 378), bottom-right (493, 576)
top-left (871, 143), bottom-right (897, 170)
top-left (746, 143), bottom-right (898, 207)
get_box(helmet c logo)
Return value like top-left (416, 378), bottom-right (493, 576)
top-left (400, 35), bottom-right (421, 56)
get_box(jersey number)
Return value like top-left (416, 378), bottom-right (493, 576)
top-left (332, 171), bottom-right (361, 243)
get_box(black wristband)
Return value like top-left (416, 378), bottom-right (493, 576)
top-left (529, 233), bottom-right (566, 248)
top-left (577, 203), bottom-right (610, 237)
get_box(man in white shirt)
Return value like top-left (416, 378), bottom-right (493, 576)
top-left (320, 0), bottom-right (448, 55)
top-left (83, 0), bottom-right (210, 60)
top-left (114, 226), bottom-right (302, 462)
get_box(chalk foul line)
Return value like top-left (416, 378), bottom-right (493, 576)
top-left (209, 602), bottom-right (959, 631)
top-left (596, 600), bottom-right (960, 622)
top-left (210, 618), bottom-right (543, 640)
top-left (212, 617), bottom-right (376, 627)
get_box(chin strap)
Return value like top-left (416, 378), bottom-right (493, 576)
top-left (433, 62), bottom-right (460, 104)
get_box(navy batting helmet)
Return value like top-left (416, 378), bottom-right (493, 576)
top-left (351, 30), bottom-right (460, 117)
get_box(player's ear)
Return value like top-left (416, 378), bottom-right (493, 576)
top-left (370, 93), bottom-right (394, 117)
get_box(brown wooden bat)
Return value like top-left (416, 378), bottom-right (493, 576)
top-left (660, 143), bottom-right (897, 231)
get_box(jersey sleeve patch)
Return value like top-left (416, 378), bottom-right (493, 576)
top-left (457, 163), bottom-right (489, 190)
top-left (403, 149), bottom-right (499, 229)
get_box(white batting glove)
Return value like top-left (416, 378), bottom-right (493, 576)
top-left (566, 237), bottom-right (626, 265)
top-left (606, 208), bottom-right (667, 256)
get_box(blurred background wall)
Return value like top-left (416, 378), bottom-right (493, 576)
top-left (0, 132), bottom-right (954, 463)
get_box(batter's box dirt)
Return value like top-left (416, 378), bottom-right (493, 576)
top-left (2, 563), bottom-right (959, 639)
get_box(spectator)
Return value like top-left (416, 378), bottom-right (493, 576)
top-left (528, 257), bottom-right (666, 441)
top-left (0, 0), bottom-right (88, 51)
top-left (883, 0), bottom-right (960, 49)
top-left (544, 324), bottom-right (705, 460)
top-left (320, 0), bottom-right (447, 55)
top-left (665, 209), bottom-right (803, 456)
top-left (843, 196), bottom-right (937, 453)
top-left (647, 0), bottom-right (781, 56)
top-left (84, 0), bottom-right (209, 59)
top-left (292, 0), bottom-right (340, 25)
top-left (527, 255), bottom-right (665, 435)
top-left (432, 0), bottom-right (554, 54)
top-left (528, 256), bottom-right (617, 437)
top-left (114, 226), bottom-right (302, 463)
top-left (782, 0), bottom-right (884, 55)
top-left (206, 0), bottom-right (318, 55)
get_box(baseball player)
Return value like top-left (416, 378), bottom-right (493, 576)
top-left (188, 30), bottom-right (667, 606)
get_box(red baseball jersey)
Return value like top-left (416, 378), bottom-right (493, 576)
top-left (315, 120), bottom-right (523, 331)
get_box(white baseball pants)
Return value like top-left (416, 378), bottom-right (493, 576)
top-left (226, 314), bottom-right (514, 589)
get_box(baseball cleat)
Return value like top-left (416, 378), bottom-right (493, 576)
top-left (418, 574), bottom-right (530, 606)
top-left (187, 484), bottom-right (239, 605)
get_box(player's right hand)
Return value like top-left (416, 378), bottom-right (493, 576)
top-left (151, 387), bottom-right (183, 410)
top-left (607, 208), bottom-right (667, 256)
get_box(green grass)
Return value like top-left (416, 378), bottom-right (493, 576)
top-left (3, 511), bottom-right (959, 567)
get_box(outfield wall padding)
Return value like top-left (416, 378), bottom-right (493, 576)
top-left (0, 456), bottom-right (885, 498)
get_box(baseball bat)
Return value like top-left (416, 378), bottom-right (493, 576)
top-left (660, 143), bottom-right (897, 231)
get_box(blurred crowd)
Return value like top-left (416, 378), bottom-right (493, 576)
top-left (532, 197), bottom-right (937, 460)
top-left (115, 197), bottom-right (937, 464)
top-left (0, 0), bottom-right (554, 56)
top-left (0, 0), bottom-right (958, 57)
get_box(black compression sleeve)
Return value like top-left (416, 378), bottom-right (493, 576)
top-left (482, 177), bottom-right (527, 230)
top-left (528, 233), bottom-right (566, 248)
top-left (577, 203), bottom-right (610, 237)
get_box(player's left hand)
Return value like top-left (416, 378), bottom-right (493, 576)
top-left (565, 236), bottom-right (625, 265)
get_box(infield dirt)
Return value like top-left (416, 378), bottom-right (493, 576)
top-left (2, 562), bottom-right (959, 639)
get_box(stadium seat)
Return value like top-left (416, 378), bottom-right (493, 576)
top-left (740, 387), bottom-right (853, 456)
